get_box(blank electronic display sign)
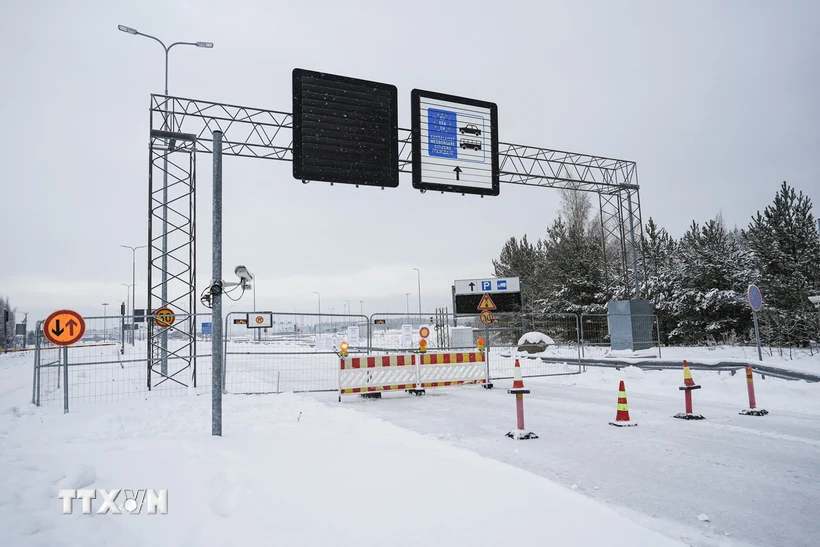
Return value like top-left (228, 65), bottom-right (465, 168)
top-left (292, 69), bottom-right (399, 188)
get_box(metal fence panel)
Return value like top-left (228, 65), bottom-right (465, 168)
top-left (579, 314), bottom-right (661, 359)
top-left (34, 313), bottom-right (212, 409)
top-left (222, 312), bottom-right (369, 393)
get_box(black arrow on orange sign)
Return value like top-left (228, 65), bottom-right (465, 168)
top-left (66, 319), bottom-right (78, 336)
top-left (52, 320), bottom-right (65, 336)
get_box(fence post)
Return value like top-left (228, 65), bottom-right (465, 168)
top-left (654, 315), bottom-right (662, 359)
top-left (62, 346), bottom-right (69, 414)
top-left (484, 322), bottom-right (491, 384)
top-left (574, 314), bottom-right (581, 363)
top-left (580, 315), bottom-right (586, 359)
top-left (31, 322), bottom-right (42, 405)
top-left (222, 312), bottom-right (230, 395)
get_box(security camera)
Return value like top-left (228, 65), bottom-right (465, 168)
top-left (810, 295), bottom-right (820, 306)
top-left (234, 265), bottom-right (253, 288)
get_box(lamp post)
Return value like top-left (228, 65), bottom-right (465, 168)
top-left (102, 303), bottom-right (109, 343)
top-left (359, 300), bottom-right (364, 317)
top-left (344, 299), bottom-right (350, 324)
top-left (406, 293), bottom-right (410, 320)
top-left (119, 244), bottom-right (146, 344)
top-left (413, 268), bottom-right (422, 315)
top-left (117, 25), bottom-right (213, 328)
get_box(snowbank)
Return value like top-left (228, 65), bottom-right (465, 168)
top-left (517, 331), bottom-right (556, 346)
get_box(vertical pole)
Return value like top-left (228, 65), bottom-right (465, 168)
top-left (625, 188), bottom-right (640, 299)
top-left (484, 322), bottom-right (491, 384)
top-left (516, 394), bottom-right (525, 430)
top-left (35, 323), bottom-right (42, 406)
top-left (580, 315), bottom-right (586, 359)
top-left (684, 389), bottom-right (693, 415)
top-left (62, 347), bottom-right (69, 414)
top-left (746, 366), bottom-right (757, 409)
top-left (161, 50), bottom-right (170, 378)
top-left (131, 250), bottom-right (137, 345)
top-left (120, 303), bottom-right (125, 354)
top-left (222, 312), bottom-right (229, 395)
top-left (655, 315), bottom-right (662, 359)
top-left (753, 309), bottom-right (762, 361)
top-left (451, 286), bottom-right (458, 327)
top-left (211, 130), bottom-right (223, 437)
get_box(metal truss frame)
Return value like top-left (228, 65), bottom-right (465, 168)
top-left (147, 128), bottom-right (198, 389)
top-left (147, 94), bottom-right (645, 380)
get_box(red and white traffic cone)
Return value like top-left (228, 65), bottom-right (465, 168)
top-left (609, 380), bottom-right (637, 427)
top-left (740, 365), bottom-right (768, 416)
top-left (674, 360), bottom-right (704, 420)
top-left (506, 359), bottom-right (537, 440)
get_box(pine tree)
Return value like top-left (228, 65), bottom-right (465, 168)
top-left (492, 234), bottom-right (545, 307)
top-left (744, 181), bottom-right (820, 312)
top-left (670, 216), bottom-right (754, 345)
top-left (640, 218), bottom-right (679, 343)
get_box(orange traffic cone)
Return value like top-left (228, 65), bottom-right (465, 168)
top-left (512, 359), bottom-right (525, 390)
top-left (609, 380), bottom-right (638, 427)
top-left (683, 360), bottom-right (698, 388)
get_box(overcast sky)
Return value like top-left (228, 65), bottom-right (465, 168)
top-left (2, 0), bottom-right (818, 323)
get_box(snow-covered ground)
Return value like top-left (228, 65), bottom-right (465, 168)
top-left (3, 343), bottom-right (820, 547)
top-left (1, 352), bottom-right (687, 547)
top-left (325, 367), bottom-right (820, 547)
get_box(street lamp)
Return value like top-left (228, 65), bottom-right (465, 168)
top-left (413, 268), bottom-right (422, 315)
top-left (102, 303), bottom-right (109, 342)
top-left (344, 299), bottom-right (350, 323)
top-left (118, 25), bottom-right (213, 323)
top-left (406, 293), bottom-right (410, 319)
top-left (360, 300), bottom-right (364, 317)
top-left (119, 244), bottom-right (146, 344)
top-left (312, 292), bottom-right (321, 331)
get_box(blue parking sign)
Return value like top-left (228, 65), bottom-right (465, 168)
top-left (481, 281), bottom-right (491, 291)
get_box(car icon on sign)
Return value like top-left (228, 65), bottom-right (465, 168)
top-left (459, 138), bottom-right (481, 151)
top-left (459, 124), bottom-right (481, 136)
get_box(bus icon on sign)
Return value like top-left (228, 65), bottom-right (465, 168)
top-left (498, 280), bottom-right (507, 290)
top-left (459, 138), bottom-right (481, 151)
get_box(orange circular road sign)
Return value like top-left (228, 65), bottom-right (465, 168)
top-left (479, 310), bottom-right (494, 325)
top-left (419, 326), bottom-right (430, 339)
top-left (255, 315), bottom-right (265, 324)
top-left (154, 307), bottom-right (176, 327)
top-left (43, 309), bottom-right (86, 346)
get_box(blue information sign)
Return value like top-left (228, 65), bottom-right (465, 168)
top-left (428, 108), bottom-right (457, 158)
top-left (748, 285), bottom-right (762, 312)
top-left (202, 322), bottom-right (213, 335)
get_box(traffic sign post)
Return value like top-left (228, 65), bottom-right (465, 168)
top-left (43, 310), bottom-right (86, 346)
top-left (454, 277), bottom-right (522, 315)
top-left (411, 90), bottom-right (499, 196)
top-left (748, 285), bottom-right (763, 361)
top-left (154, 307), bottom-right (176, 328)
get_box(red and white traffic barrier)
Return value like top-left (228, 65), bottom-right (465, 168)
top-left (338, 351), bottom-right (488, 401)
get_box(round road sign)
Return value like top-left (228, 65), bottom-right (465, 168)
top-left (43, 309), bottom-right (86, 346)
top-left (255, 315), bottom-right (265, 325)
top-left (154, 307), bottom-right (176, 328)
top-left (479, 310), bottom-right (494, 325)
top-left (419, 326), bottom-right (430, 339)
top-left (748, 285), bottom-right (763, 312)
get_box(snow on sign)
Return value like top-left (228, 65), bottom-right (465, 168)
top-left (411, 89), bottom-right (499, 196)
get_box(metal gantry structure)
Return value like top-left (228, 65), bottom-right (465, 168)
top-left (147, 94), bottom-right (644, 388)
